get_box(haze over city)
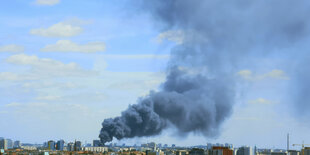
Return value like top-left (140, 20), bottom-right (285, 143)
top-left (1, 0), bottom-right (310, 151)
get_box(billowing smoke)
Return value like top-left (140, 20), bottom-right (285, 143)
top-left (100, 66), bottom-right (234, 144)
top-left (100, 0), bottom-right (310, 144)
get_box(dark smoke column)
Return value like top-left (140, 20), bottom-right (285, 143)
top-left (99, 67), bottom-right (235, 144)
top-left (98, 0), bottom-right (310, 144)
top-left (99, 0), bottom-right (241, 144)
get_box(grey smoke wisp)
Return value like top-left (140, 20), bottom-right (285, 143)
top-left (100, 0), bottom-right (310, 144)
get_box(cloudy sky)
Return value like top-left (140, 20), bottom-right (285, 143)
top-left (0, 0), bottom-right (309, 149)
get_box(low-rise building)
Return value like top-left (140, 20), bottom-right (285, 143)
top-left (21, 146), bottom-right (37, 150)
top-left (209, 146), bottom-right (233, 155)
top-left (288, 150), bottom-right (300, 155)
top-left (83, 146), bottom-right (108, 153)
top-left (176, 150), bottom-right (189, 155)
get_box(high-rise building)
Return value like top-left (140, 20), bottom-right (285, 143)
top-left (13, 141), bottom-right (21, 148)
top-left (207, 143), bottom-right (213, 150)
top-left (0, 139), bottom-right (8, 150)
top-left (43, 142), bottom-right (48, 148)
top-left (74, 141), bottom-right (82, 151)
top-left (237, 146), bottom-right (253, 155)
top-left (157, 143), bottom-right (162, 148)
top-left (48, 140), bottom-right (55, 150)
top-left (93, 140), bottom-right (101, 147)
top-left (6, 139), bottom-right (13, 149)
top-left (67, 143), bottom-right (74, 151)
top-left (148, 142), bottom-right (156, 150)
top-left (56, 140), bottom-right (65, 151)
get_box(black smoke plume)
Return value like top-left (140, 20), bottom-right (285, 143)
top-left (100, 66), bottom-right (234, 144)
top-left (100, 0), bottom-right (310, 144)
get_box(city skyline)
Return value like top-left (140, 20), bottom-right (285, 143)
top-left (1, 0), bottom-right (310, 149)
top-left (0, 136), bottom-right (303, 150)
top-left (2, 138), bottom-right (299, 155)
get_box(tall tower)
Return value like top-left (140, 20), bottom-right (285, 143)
top-left (287, 133), bottom-right (290, 151)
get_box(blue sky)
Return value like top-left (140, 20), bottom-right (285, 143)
top-left (0, 0), bottom-right (309, 149)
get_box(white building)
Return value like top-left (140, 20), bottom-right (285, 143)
top-left (83, 147), bottom-right (108, 153)
top-left (21, 146), bottom-right (37, 150)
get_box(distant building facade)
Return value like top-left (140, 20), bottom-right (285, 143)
top-left (83, 146), bottom-right (108, 153)
top-left (0, 139), bottom-right (8, 150)
top-left (288, 150), bottom-right (300, 155)
top-left (56, 140), bottom-right (65, 151)
top-left (93, 140), bottom-right (101, 147)
top-left (209, 146), bottom-right (233, 155)
top-left (48, 140), bottom-right (55, 150)
top-left (176, 150), bottom-right (189, 155)
top-left (148, 142), bottom-right (156, 151)
top-left (304, 148), bottom-right (310, 155)
top-left (13, 141), bottom-right (21, 148)
top-left (74, 141), bottom-right (82, 151)
top-left (189, 148), bottom-right (204, 155)
top-left (237, 146), bottom-right (253, 155)
top-left (67, 142), bottom-right (74, 151)
top-left (21, 146), bottom-right (37, 150)
top-left (6, 139), bottom-right (13, 149)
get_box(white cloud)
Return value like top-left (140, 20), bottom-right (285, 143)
top-left (22, 81), bottom-right (78, 90)
top-left (35, 0), bottom-right (60, 6)
top-left (265, 70), bottom-right (289, 80)
top-left (5, 102), bottom-right (90, 116)
top-left (0, 54), bottom-right (97, 80)
top-left (16, 71), bottom-right (165, 113)
top-left (0, 44), bottom-right (24, 52)
top-left (4, 101), bottom-right (97, 128)
top-left (156, 30), bottom-right (186, 44)
top-left (41, 40), bottom-right (106, 53)
top-left (237, 70), bottom-right (252, 80)
top-left (248, 98), bottom-right (277, 105)
top-left (237, 69), bottom-right (289, 81)
top-left (0, 72), bottom-right (26, 81)
top-left (30, 22), bottom-right (82, 37)
top-left (103, 54), bottom-right (170, 60)
top-left (35, 95), bottom-right (62, 101)
top-left (35, 92), bottom-right (108, 103)
top-left (5, 102), bottom-right (22, 107)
